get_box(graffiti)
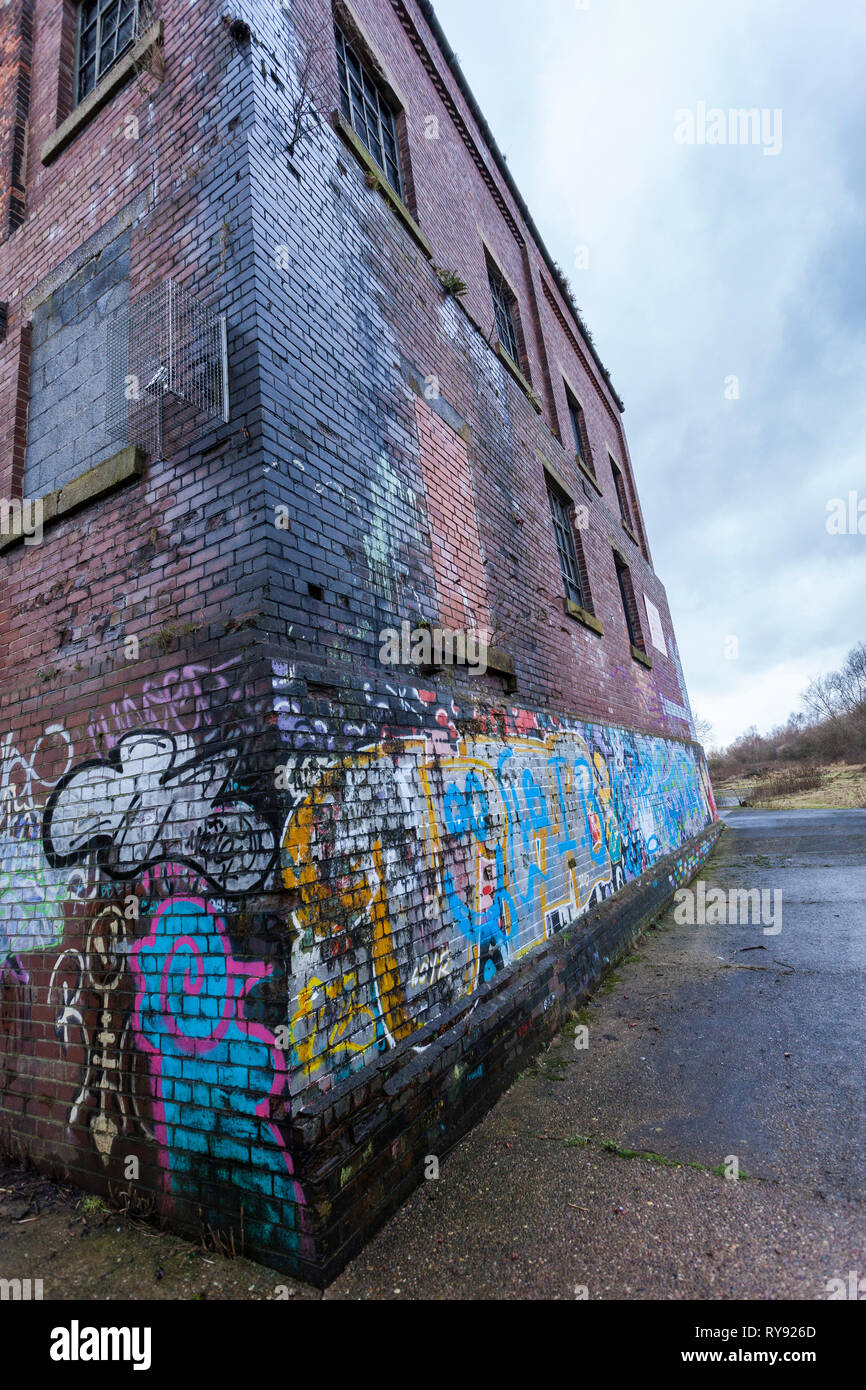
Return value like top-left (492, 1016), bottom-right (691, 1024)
top-left (49, 905), bottom-right (151, 1161)
top-left (47, 948), bottom-right (86, 1051)
top-left (132, 898), bottom-right (306, 1254)
top-left (136, 861), bottom-right (222, 910)
top-left (43, 731), bottom-right (277, 896)
top-left (0, 725), bottom-right (74, 816)
top-left (85, 660), bottom-right (249, 748)
top-left (0, 850), bottom-right (75, 960)
top-left (52, 906), bottom-right (140, 1156)
top-left (281, 744), bottom-right (450, 1061)
top-left (280, 717), bottom-right (715, 1087)
top-left (1, 724), bottom-right (82, 959)
top-left (0, 955), bottom-right (33, 1054)
top-left (0, 668), bottom-right (714, 1267)
top-left (289, 967), bottom-right (378, 1091)
top-left (363, 453), bottom-right (426, 608)
top-left (272, 659), bottom-right (454, 755)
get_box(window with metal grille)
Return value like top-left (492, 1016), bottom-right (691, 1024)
top-left (566, 388), bottom-right (593, 473)
top-left (488, 264), bottom-right (520, 365)
top-left (335, 23), bottom-right (403, 196)
top-left (611, 457), bottom-right (634, 530)
top-left (614, 550), bottom-right (644, 650)
top-left (77, 0), bottom-right (141, 104)
top-left (547, 478), bottom-right (587, 610)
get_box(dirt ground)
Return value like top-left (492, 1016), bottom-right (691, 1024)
top-left (0, 1163), bottom-right (316, 1301)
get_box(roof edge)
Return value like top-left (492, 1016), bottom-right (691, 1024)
top-left (415, 0), bottom-right (625, 413)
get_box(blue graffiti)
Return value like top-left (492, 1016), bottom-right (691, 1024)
top-left (132, 898), bottom-right (305, 1254)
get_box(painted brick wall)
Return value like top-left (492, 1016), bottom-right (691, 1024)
top-left (0, 0), bottom-right (717, 1284)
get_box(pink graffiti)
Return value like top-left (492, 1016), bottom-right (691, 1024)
top-left (87, 661), bottom-right (245, 750)
top-left (131, 897), bottom-right (311, 1258)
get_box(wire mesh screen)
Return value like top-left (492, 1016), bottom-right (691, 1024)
top-left (106, 280), bottom-right (229, 459)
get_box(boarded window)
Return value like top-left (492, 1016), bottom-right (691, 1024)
top-left (24, 231), bottom-right (130, 498)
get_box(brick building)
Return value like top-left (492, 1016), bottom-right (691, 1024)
top-left (0, 0), bottom-right (719, 1284)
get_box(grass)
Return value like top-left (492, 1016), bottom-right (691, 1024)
top-left (718, 762), bottom-right (866, 811)
top-left (565, 1137), bottom-right (751, 1178)
top-left (433, 265), bottom-right (468, 298)
top-left (81, 1194), bottom-right (108, 1215)
top-left (601, 1140), bottom-right (683, 1167)
top-left (530, 1048), bottom-right (570, 1082)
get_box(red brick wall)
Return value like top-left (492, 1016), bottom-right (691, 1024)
top-left (293, 0), bottom-right (688, 735)
top-left (413, 395), bottom-right (492, 635)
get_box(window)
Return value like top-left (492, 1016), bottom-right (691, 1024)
top-left (547, 478), bottom-right (589, 611)
top-left (614, 550), bottom-right (645, 652)
top-left (24, 230), bottom-right (131, 498)
top-left (566, 388), bottom-right (593, 474)
top-left (77, 0), bottom-right (141, 104)
top-left (610, 457), bottom-right (634, 531)
top-left (335, 22), bottom-right (403, 196)
top-left (488, 262), bottom-right (520, 366)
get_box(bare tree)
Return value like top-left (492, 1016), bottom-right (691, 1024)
top-left (285, 35), bottom-right (329, 159)
top-left (693, 712), bottom-right (714, 748)
top-left (803, 642), bottom-right (866, 720)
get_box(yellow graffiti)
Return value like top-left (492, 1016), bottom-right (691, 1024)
top-left (279, 726), bottom-right (711, 1082)
top-left (290, 969), bottom-right (376, 1081)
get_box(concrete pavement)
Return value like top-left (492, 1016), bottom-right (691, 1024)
top-left (326, 809), bottom-right (866, 1298)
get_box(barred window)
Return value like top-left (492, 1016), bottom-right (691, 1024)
top-left (335, 23), bottom-right (403, 196)
top-left (547, 478), bottom-right (588, 610)
top-left (566, 388), bottom-right (593, 474)
top-left (611, 457), bottom-right (634, 530)
top-left (77, 0), bottom-right (141, 104)
top-left (614, 550), bottom-right (644, 651)
top-left (488, 263), bottom-right (520, 365)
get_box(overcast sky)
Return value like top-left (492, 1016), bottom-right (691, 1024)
top-left (431, 0), bottom-right (866, 748)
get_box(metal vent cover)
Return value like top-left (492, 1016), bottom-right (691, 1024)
top-left (107, 279), bottom-right (229, 460)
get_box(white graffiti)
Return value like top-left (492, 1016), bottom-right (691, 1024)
top-left (43, 731), bottom-right (277, 895)
top-left (50, 906), bottom-right (153, 1160)
top-left (1, 724), bottom-right (80, 958)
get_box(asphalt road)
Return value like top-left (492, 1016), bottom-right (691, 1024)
top-left (326, 809), bottom-right (866, 1299)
